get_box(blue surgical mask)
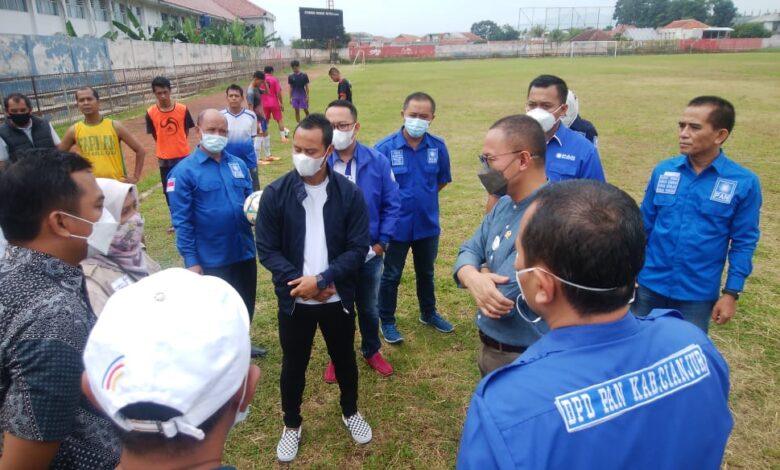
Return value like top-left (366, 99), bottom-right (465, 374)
top-left (404, 117), bottom-right (430, 138)
top-left (201, 134), bottom-right (228, 153)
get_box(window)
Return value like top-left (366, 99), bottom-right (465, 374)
top-left (35, 0), bottom-right (56, 14)
top-left (112, 2), bottom-right (125, 21)
top-left (0, 0), bottom-right (27, 12)
top-left (91, 0), bottom-right (108, 21)
top-left (67, 0), bottom-right (85, 18)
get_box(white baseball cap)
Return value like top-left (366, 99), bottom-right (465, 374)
top-left (83, 268), bottom-right (250, 440)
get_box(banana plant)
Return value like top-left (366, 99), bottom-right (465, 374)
top-left (112, 9), bottom-right (146, 40)
top-left (65, 20), bottom-right (77, 37)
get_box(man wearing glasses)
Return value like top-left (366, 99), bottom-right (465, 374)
top-left (454, 115), bottom-right (550, 376)
top-left (324, 100), bottom-right (400, 380)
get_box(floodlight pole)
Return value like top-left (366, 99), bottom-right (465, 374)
top-left (327, 0), bottom-right (336, 63)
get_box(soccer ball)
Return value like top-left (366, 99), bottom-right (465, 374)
top-left (243, 190), bottom-right (262, 225)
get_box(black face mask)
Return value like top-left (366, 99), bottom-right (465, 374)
top-left (9, 113), bottom-right (31, 127)
top-left (478, 163), bottom-right (508, 196)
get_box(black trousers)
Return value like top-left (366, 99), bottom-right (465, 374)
top-left (203, 258), bottom-right (257, 321)
top-left (279, 302), bottom-right (358, 427)
top-left (159, 157), bottom-right (185, 209)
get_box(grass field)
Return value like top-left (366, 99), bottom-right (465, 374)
top-left (133, 53), bottom-right (780, 468)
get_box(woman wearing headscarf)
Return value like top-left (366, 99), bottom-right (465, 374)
top-left (82, 178), bottom-right (160, 315)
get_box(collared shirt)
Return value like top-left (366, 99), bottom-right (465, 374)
top-left (0, 246), bottom-right (120, 469)
top-left (168, 146), bottom-right (255, 268)
top-left (639, 151), bottom-right (761, 301)
top-left (546, 123), bottom-right (605, 183)
top-left (328, 141), bottom-right (401, 245)
top-left (457, 310), bottom-right (732, 469)
top-left (222, 108), bottom-right (258, 170)
top-left (453, 190), bottom-right (549, 347)
top-left (374, 127), bottom-right (452, 242)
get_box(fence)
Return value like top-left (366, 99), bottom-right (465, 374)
top-left (0, 57), bottom-right (309, 126)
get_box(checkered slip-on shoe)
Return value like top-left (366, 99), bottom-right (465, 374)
top-left (276, 426), bottom-right (302, 462)
top-left (342, 412), bottom-right (372, 444)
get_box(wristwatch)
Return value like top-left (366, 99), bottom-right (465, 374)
top-left (316, 274), bottom-right (328, 290)
top-left (721, 288), bottom-right (740, 300)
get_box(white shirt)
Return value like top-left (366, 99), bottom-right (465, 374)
top-left (0, 121), bottom-right (61, 162)
top-left (0, 227), bottom-right (6, 260)
top-left (297, 177), bottom-right (341, 305)
top-left (332, 157), bottom-right (357, 184)
top-left (221, 108), bottom-right (257, 143)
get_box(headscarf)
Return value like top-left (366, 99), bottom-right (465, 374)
top-left (89, 178), bottom-right (148, 277)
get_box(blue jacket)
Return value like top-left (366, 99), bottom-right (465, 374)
top-left (327, 141), bottom-right (400, 245)
top-left (639, 151), bottom-right (761, 300)
top-left (457, 310), bottom-right (732, 469)
top-left (168, 146), bottom-right (255, 269)
top-left (255, 168), bottom-right (369, 315)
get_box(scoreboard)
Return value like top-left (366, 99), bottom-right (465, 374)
top-left (299, 7), bottom-right (344, 40)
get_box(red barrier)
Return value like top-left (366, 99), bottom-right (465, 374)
top-left (679, 38), bottom-right (763, 51)
top-left (349, 45), bottom-right (436, 59)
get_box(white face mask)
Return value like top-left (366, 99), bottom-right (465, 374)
top-left (526, 105), bottom-right (562, 133)
top-left (292, 152), bottom-right (326, 177)
top-left (232, 374), bottom-right (250, 429)
top-left (60, 208), bottom-right (119, 257)
top-left (332, 126), bottom-right (356, 151)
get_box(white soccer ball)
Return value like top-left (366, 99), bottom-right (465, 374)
top-left (243, 190), bottom-right (262, 225)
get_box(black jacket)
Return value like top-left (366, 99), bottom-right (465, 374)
top-left (0, 116), bottom-right (56, 162)
top-left (256, 167), bottom-right (369, 315)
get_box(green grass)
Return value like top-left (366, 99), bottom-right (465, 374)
top-left (138, 53), bottom-right (780, 469)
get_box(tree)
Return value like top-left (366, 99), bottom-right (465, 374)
top-left (529, 24), bottom-right (546, 38)
top-left (731, 23), bottom-right (771, 38)
top-left (613, 0), bottom-right (671, 27)
top-left (666, 0), bottom-right (709, 23)
top-left (549, 29), bottom-right (567, 43)
top-left (707, 0), bottom-right (737, 26)
top-left (470, 20), bottom-right (501, 41)
top-left (499, 24), bottom-right (520, 40)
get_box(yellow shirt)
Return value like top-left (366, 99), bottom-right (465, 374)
top-left (75, 118), bottom-right (125, 180)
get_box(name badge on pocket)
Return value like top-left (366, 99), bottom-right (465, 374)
top-left (427, 148), bottom-right (438, 165)
top-left (111, 275), bottom-right (133, 292)
top-left (391, 150), bottom-right (404, 167)
top-left (656, 171), bottom-right (680, 195)
top-left (228, 162), bottom-right (244, 179)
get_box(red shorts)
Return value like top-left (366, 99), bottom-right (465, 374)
top-left (262, 106), bottom-right (282, 121)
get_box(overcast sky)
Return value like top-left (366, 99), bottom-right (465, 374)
top-left (254, 0), bottom-right (778, 42)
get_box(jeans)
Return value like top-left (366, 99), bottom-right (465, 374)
top-left (632, 285), bottom-right (715, 333)
top-left (356, 254), bottom-right (383, 358)
top-left (278, 302), bottom-right (358, 427)
top-left (203, 258), bottom-right (257, 322)
top-left (378, 235), bottom-right (439, 326)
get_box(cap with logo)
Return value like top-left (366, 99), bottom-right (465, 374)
top-left (83, 268), bottom-right (250, 440)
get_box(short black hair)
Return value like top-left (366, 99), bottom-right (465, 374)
top-left (118, 401), bottom-right (231, 456)
top-left (290, 59), bottom-right (300, 67)
top-left (263, 65), bottom-right (274, 73)
top-left (328, 67), bottom-right (340, 75)
top-left (3, 92), bottom-right (32, 111)
top-left (225, 84), bottom-right (243, 97)
top-left (489, 115), bottom-right (546, 162)
top-left (151, 76), bottom-right (171, 91)
top-left (528, 75), bottom-right (568, 106)
top-left (520, 180), bottom-right (644, 315)
top-left (75, 86), bottom-right (99, 101)
top-left (688, 95), bottom-right (735, 134)
top-left (326, 99), bottom-right (358, 120)
top-left (403, 92), bottom-right (436, 114)
top-left (0, 149), bottom-right (92, 241)
top-left (252, 70), bottom-right (265, 80)
top-left (295, 113), bottom-right (333, 148)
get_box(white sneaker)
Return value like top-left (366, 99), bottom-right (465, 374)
top-left (276, 426), bottom-right (301, 462)
top-left (342, 412), bottom-right (372, 444)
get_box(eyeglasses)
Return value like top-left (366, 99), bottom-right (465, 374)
top-left (478, 150), bottom-right (540, 164)
top-left (331, 122), bottom-right (356, 132)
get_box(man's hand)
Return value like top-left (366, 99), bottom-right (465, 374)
top-left (711, 294), bottom-right (737, 325)
top-left (188, 265), bottom-right (204, 275)
top-left (313, 283), bottom-right (337, 302)
top-left (371, 243), bottom-right (385, 257)
top-left (460, 267), bottom-right (514, 319)
top-left (123, 175), bottom-right (139, 184)
top-left (288, 276), bottom-right (320, 301)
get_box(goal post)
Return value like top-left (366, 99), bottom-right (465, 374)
top-left (568, 41), bottom-right (619, 58)
top-left (351, 49), bottom-right (366, 68)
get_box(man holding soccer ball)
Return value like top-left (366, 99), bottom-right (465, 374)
top-left (168, 108), bottom-right (267, 358)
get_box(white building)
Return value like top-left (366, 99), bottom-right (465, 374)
top-left (659, 18), bottom-right (710, 40)
top-left (0, 0), bottom-right (274, 39)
